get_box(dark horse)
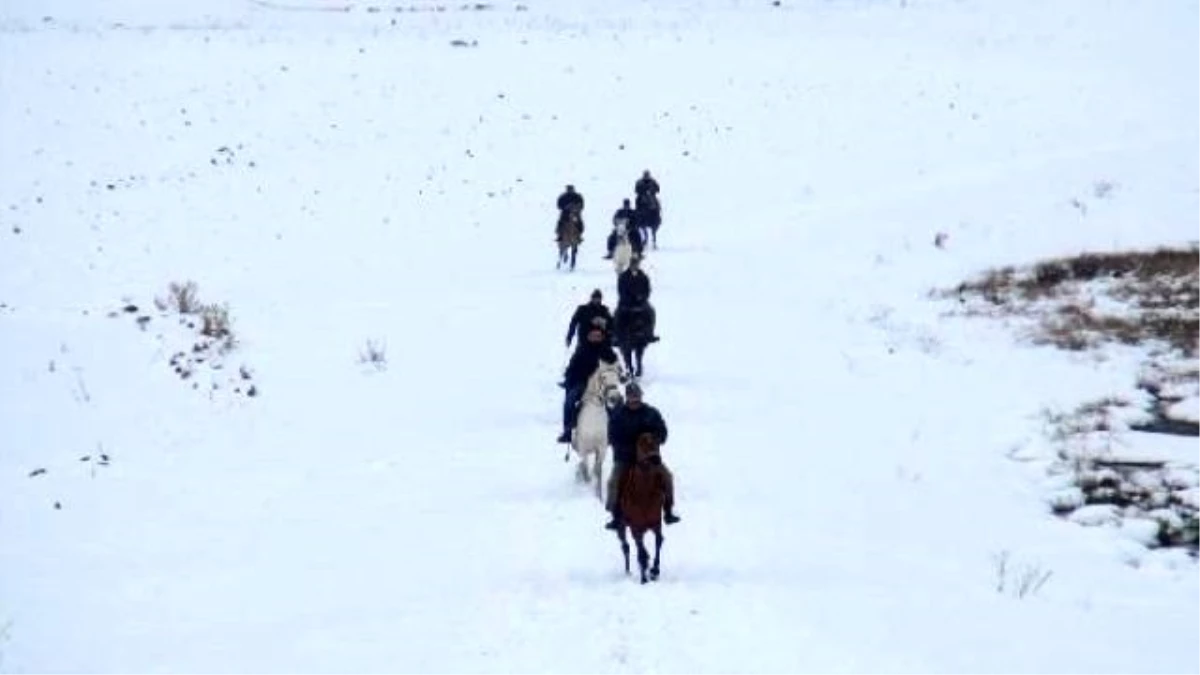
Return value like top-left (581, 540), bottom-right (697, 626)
top-left (615, 432), bottom-right (674, 584)
top-left (556, 206), bottom-right (583, 271)
top-left (634, 192), bottom-right (661, 250)
top-left (613, 302), bottom-right (655, 378)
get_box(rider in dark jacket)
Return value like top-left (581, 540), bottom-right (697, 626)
top-left (605, 381), bottom-right (679, 528)
top-left (607, 221), bottom-right (645, 258)
top-left (566, 290), bottom-right (614, 348)
top-left (555, 185), bottom-right (585, 238)
top-left (606, 199), bottom-right (642, 258)
top-left (634, 171), bottom-right (660, 200)
top-left (557, 325), bottom-right (619, 443)
top-left (615, 256), bottom-right (659, 343)
top-left (617, 261), bottom-right (651, 307)
top-left (613, 199), bottom-right (636, 227)
top-left (557, 185), bottom-right (584, 216)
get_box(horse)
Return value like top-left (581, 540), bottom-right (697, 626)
top-left (556, 208), bottom-right (583, 271)
top-left (614, 302), bottom-right (655, 378)
top-left (634, 192), bottom-right (661, 250)
top-left (612, 220), bottom-right (633, 275)
top-left (569, 359), bottom-right (624, 499)
top-left (615, 432), bottom-right (672, 584)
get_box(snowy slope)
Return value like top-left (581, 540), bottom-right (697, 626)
top-left (1, 0), bottom-right (1197, 672)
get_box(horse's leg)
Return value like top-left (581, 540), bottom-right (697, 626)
top-left (617, 526), bottom-right (631, 575)
top-left (593, 444), bottom-right (604, 501)
top-left (570, 244), bottom-right (578, 271)
top-left (578, 451), bottom-right (590, 482)
top-left (650, 526), bottom-right (663, 581)
top-left (634, 345), bottom-right (645, 378)
top-left (634, 527), bottom-right (651, 584)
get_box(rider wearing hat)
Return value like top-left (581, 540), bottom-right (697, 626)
top-left (565, 289), bottom-right (614, 349)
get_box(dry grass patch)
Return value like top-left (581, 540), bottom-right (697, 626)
top-left (941, 245), bottom-right (1199, 555)
top-left (940, 244), bottom-right (1198, 356)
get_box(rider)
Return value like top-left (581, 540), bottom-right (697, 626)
top-left (604, 199), bottom-right (638, 259)
top-left (565, 289), bottom-right (614, 349)
top-left (634, 170), bottom-right (659, 201)
top-left (555, 185), bottom-right (584, 243)
top-left (614, 198), bottom-right (637, 229)
top-left (556, 184), bottom-right (585, 219)
top-left (616, 256), bottom-right (658, 343)
top-left (605, 381), bottom-right (680, 529)
top-left (557, 323), bottom-right (619, 444)
top-left (606, 209), bottom-right (646, 259)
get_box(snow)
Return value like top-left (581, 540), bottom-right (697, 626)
top-left (2, 0), bottom-right (1198, 672)
top-left (1167, 396), bottom-right (1199, 424)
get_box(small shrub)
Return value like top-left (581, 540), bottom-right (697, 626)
top-left (992, 550), bottom-right (1053, 599)
top-left (157, 281), bottom-right (200, 314)
top-left (200, 303), bottom-right (231, 339)
top-left (359, 339), bottom-right (387, 371)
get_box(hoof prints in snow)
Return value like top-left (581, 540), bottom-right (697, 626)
top-left (87, 144), bottom-right (256, 195)
top-left (27, 448), bottom-right (114, 511)
top-left (209, 144), bottom-right (256, 169)
top-left (255, 1), bottom-right (507, 14)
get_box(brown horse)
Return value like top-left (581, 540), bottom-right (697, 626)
top-left (615, 432), bottom-right (674, 583)
top-left (556, 207), bottom-right (583, 271)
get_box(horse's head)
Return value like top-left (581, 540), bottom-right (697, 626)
top-left (589, 361), bottom-right (625, 408)
top-left (635, 432), bottom-right (661, 464)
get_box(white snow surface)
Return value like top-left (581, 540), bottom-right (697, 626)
top-left (1, 0), bottom-right (1198, 672)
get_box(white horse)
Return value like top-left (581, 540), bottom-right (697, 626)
top-left (572, 359), bottom-right (625, 500)
top-left (612, 221), bottom-right (633, 275)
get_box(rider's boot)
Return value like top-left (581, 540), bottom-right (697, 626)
top-left (605, 507), bottom-right (623, 531)
top-left (663, 500), bottom-right (681, 524)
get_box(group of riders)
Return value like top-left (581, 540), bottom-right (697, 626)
top-left (555, 170), bottom-right (663, 258)
top-left (554, 170), bottom-right (681, 532)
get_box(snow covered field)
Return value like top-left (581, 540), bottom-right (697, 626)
top-left (1, 0), bottom-right (1197, 671)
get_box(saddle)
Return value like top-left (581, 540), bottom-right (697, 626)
top-left (617, 436), bottom-right (667, 519)
top-left (616, 304), bottom-right (652, 343)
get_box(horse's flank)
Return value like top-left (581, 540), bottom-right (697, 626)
top-left (558, 217), bottom-right (582, 250)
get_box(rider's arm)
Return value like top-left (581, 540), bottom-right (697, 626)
top-left (565, 310), bottom-right (579, 346)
